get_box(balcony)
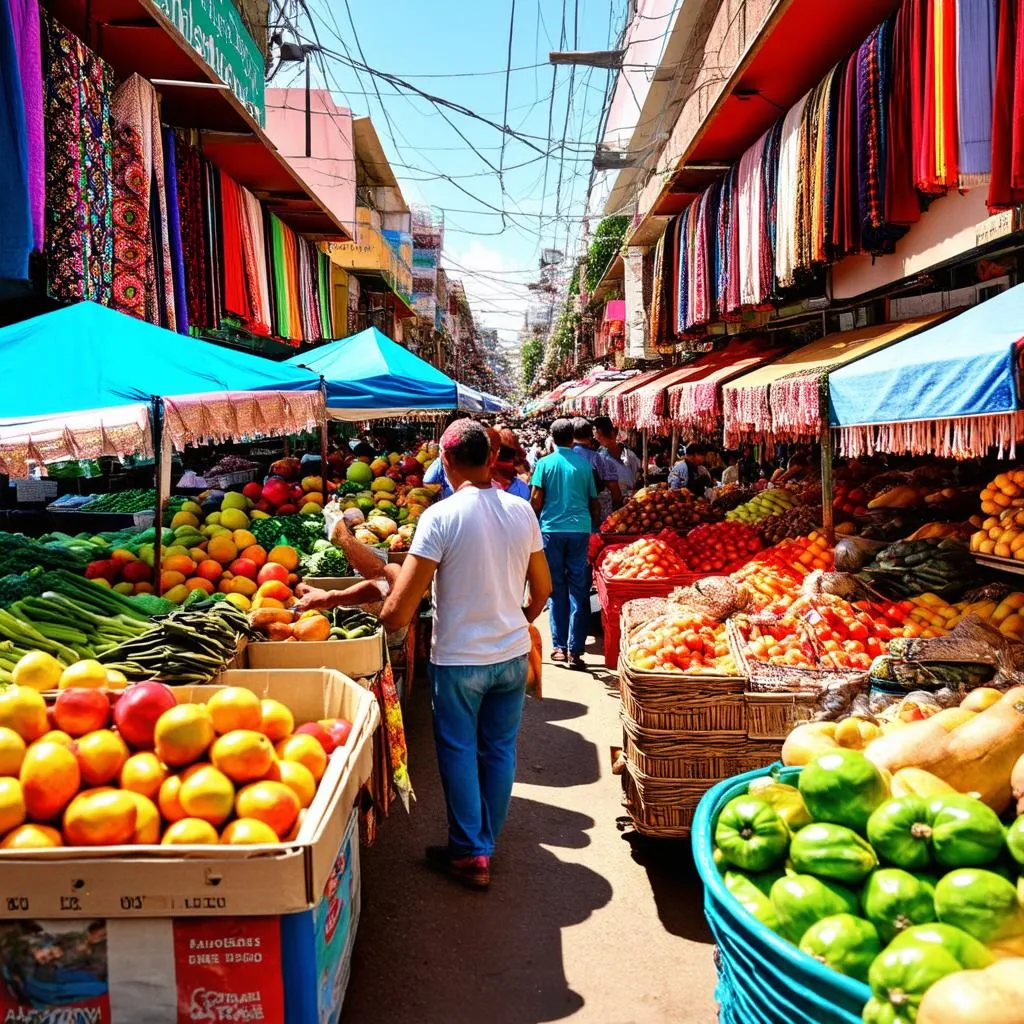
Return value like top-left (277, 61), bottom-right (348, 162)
top-left (329, 207), bottom-right (414, 315)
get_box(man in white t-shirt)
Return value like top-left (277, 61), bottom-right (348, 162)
top-left (377, 419), bottom-right (552, 890)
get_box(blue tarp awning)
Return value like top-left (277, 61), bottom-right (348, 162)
top-left (286, 326), bottom-right (458, 419)
top-left (456, 384), bottom-right (487, 413)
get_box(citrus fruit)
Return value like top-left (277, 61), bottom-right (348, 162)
top-left (63, 789), bottom-right (138, 846)
top-left (185, 578), bottom-right (215, 595)
top-left (268, 760), bottom-right (317, 808)
top-left (267, 545), bottom-right (300, 571)
top-left (224, 593), bottom-right (252, 612)
top-left (157, 774), bottom-right (186, 823)
top-left (0, 686), bottom-right (48, 741)
top-left (207, 536), bottom-right (238, 565)
top-left (211, 730), bottom-right (274, 783)
top-left (75, 730), bottom-right (129, 786)
top-left (125, 792), bottom-right (161, 844)
top-left (120, 752), bottom-right (168, 800)
top-left (58, 660), bottom-right (109, 690)
top-left (178, 765), bottom-right (235, 826)
top-left (207, 687), bottom-right (262, 735)
top-left (37, 730), bottom-right (74, 747)
top-left (240, 545), bottom-right (267, 567)
top-left (105, 669), bottom-right (129, 690)
top-left (275, 734), bottom-right (328, 781)
top-left (234, 781), bottom-right (300, 838)
top-left (154, 704), bottom-right (214, 767)
top-left (221, 818), bottom-right (280, 845)
top-left (232, 530), bottom-right (257, 550)
top-left (196, 559), bottom-right (223, 582)
top-left (162, 554), bottom-right (196, 576)
top-left (1, 823), bottom-right (63, 849)
top-left (52, 688), bottom-right (110, 736)
top-left (0, 727), bottom-right (26, 776)
top-left (161, 818), bottom-right (219, 845)
top-left (258, 700), bottom-right (294, 742)
top-left (20, 741), bottom-right (80, 821)
top-left (11, 651), bottom-right (63, 693)
top-left (0, 778), bottom-right (26, 835)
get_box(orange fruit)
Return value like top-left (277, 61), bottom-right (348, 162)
top-left (37, 730), bottom-right (74, 748)
top-left (132, 582), bottom-right (154, 595)
top-left (207, 687), bottom-right (262, 735)
top-left (218, 579), bottom-right (234, 594)
top-left (125, 792), bottom-right (161, 844)
top-left (275, 734), bottom-right (327, 781)
top-left (154, 704), bottom-right (214, 767)
top-left (211, 730), bottom-right (274, 783)
top-left (240, 544), bottom-right (267, 568)
top-left (1, 823), bottom-right (63, 849)
top-left (160, 570), bottom-right (187, 593)
top-left (157, 774), bottom-right (186, 823)
top-left (0, 778), bottom-right (26, 835)
top-left (75, 730), bottom-right (129, 786)
top-left (161, 818), bottom-right (219, 845)
top-left (20, 741), bottom-right (80, 821)
top-left (63, 789), bottom-right (137, 846)
top-left (258, 700), bottom-right (294, 742)
top-left (178, 765), bottom-right (235, 826)
top-left (234, 781), bottom-right (300, 838)
top-left (268, 759), bottom-right (317, 808)
top-left (232, 530), bottom-right (258, 550)
top-left (256, 580), bottom-right (292, 603)
top-left (221, 818), bottom-right (279, 845)
top-left (184, 577), bottom-right (213, 594)
top-left (207, 536), bottom-right (238, 565)
top-left (267, 545), bottom-right (300, 571)
top-left (120, 752), bottom-right (168, 800)
top-left (0, 727), bottom-right (26, 775)
top-left (162, 554), bottom-right (196, 576)
top-left (196, 559), bottom-right (223, 582)
top-left (0, 686), bottom-right (48, 742)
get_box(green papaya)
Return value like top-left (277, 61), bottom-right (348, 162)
top-left (789, 822), bottom-right (878, 886)
top-left (798, 913), bottom-right (880, 983)
top-left (934, 868), bottom-right (1024, 943)
top-left (747, 778), bottom-right (813, 832)
top-left (887, 923), bottom-right (995, 971)
top-left (723, 871), bottom-right (780, 933)
top-left (741, 866), bottom-right (787, 898)
top-left (798, 749), bottom-right (888, 834)
top-left (714, 796), bottom-right (789, 873)
top-left (1006, 816), bottom-right (1024, 868)
top-left (928, 795), bottom-right (1005, 869)
top-left (867, 797), bottom-right (934, 871)
top-left (861, 868), bottom-right (936, 944)
top-left (863, 944), bottom-right (964, 1024)
top-left (769, 873), bottom-right (860, 945)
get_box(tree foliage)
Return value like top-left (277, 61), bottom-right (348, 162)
top-left (584, 216), bottom-right (629, 292)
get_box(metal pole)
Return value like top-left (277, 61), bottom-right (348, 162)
top-left (641, 430), bottom-right (649, 488)
top-left (319, 376), bottom-right (329, 507)
top-left (151, 397), bottom-right (165, 592)
top-left (304, 56), bottom-right (312, 159)
top-left (819, 383), bottom-right (835, 545)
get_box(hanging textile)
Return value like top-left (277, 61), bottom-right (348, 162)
top-left (110, 74), bottom-right (176, 330)
top-left (270, 213), bottom-right (302, 343)
top-left (737, 132), bottom-right (766, 306)
top-left (691, 188), bottom-right (712, 327)
top-left (162, 128), bottom-right (188, 336)
top-left (809, 66), bottom-right (842, 263)
top-left (649, 229), bottom-right (665, 342)
top-left (624, 245), bottom-right (648, 358)
top-left (775, 91), bottom-right (811, 289)
top-left (794, 83), bottom-right (818, 274)
top-left (956, 0), bottom-right (997, 187)
top-left (705, 178), bottom-right (725, 319)
top-left (759, 119), bottom-right (783, 299)
top-left (42, 18), bottom-right (113, 303)
top-left (204, 160), bottom-right (223, 328)
top-left (917, 0), bottom-right (959, 192)
top-left (987, 0), bottom-right (1024, 208)
top-left (669, 211), bottom-right (684, 337)
top-left (317, 248), bottom-right (333, 338)
top-left (240, 187), bottom-right (272, 334)
top-left (833, 52), bottom-right (861, 256)
top-left (0, 0), bottom-right (31, 279)
top-left (719, 167), bottom-right (741, 316)
top-left (8, 0), bottom-right (43, 254)
top-left (172, 130), bottom-right (210, 330)
top-left (219, 172), bottom-right (271, 336)
top-left (297, 238), bottom-right (320, 342)
top-left (887, 1), bottom-right (923, 225)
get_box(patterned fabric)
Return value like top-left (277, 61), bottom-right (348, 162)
top-left (649, 228), bottom-right (665, 342)
top-left (917, 0), bottom-right (960, 192)
top-left (760, 119), bottom-right (783, 300)
top-left (269, 213), bottom-right (302, 344)
top-left (162, 128), bottom-right (188, 335)
top-left (42, 17), bottom-right (113, 303)
top-left (775, 91), bottom-right (810, 288)
top-left (737, 131), bottom-right (767, 306)
top-left (172, 130), bottom-right (210, 330)
top-left (833, 52), bottom-right (862, 256)
top-left (8, 0), bottom-right (43, 253)
top-left (0, 0), bottom-right (31, 279)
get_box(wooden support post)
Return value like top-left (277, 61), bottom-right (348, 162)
top-left (641, 431), bottom-right (649, 488)
top-left (820, 386), bottom-right (835, 545)
top-left (319, 376), bottom-right (329, 508)
top-left (151, 397), bottom-right (170, 591)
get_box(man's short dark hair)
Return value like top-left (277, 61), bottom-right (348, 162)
top-left (550, 418), bottom-right (575, 446)
top-left (592, 415), bottom-right (614, 437)
top-left (440, 418), bottom-right (491, 468)
top-left (572, 417), bottom-right (593, 441)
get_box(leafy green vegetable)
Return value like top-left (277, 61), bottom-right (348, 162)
top-left (250, 514), bottom-right (325, 554)
top-left (301, 545), bottom-right (351, 578)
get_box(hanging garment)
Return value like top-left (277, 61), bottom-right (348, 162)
top-left (706, 178), bottom-right (725, 319)
top-left (0, 0), bottom-right (31, 279)
top-left (820, 64), bottom-right (843, 259)
top-left (297, 238), bottom-right (320, 343)
top-left (775, 90), bottom-right (811, 289)
top-left (110, 75), bottom-right (176, 329)
top-left (162, 128), bottom-right (188, 335)
top-left (649, 229), bottom-right (665, 342)
top-left (833, 53), bottom-right (861, 256)
top-left (675, 203), bottom-right (692, 334)
top-left (887, 1), bottom-right (924, 224)
top-left (172, 130), bottom-right (210, 330)
top-left (988, 0), bottom-right (1024, 208)
top-left (8, 0), bottom-right (43, 254)
top-left (670, 211), bottom-right (684, 336)
top-left (721, 167), bottom-right (742, 315)
top-left (956, 0), bottom-right (997, 187)
top-left (918, 0), bottom-right (960, 192)
top-left (760, 119), bottom-right (783, 300)
top-left (42, 18), bottom-right (113, 302)
top-left (269, 213), bottom-right (302, 343)
top-left (691, 188), bottom-right (712, 327)
top-left (908, 0), bottom-right (930, 189)
top-left (737, 131), bottom-right (766, 306)
top-left (219, 172), bottom-right (272, 336)
top-left (795, 82), bottom-right (818, 274)
top-left (317, 248), bottom-right (333, 337)
top-left (240, 188), bottom-right (272, 334)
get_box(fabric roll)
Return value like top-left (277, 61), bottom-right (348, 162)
top-left (649, 228), bottom-right (665, 342)
top-left (988, 0), bottom-right (1024, 208)
top-left (737, 131), bottom-right (766, 306)
top-left (760, 119), bottom-right (782, 299)
top-left (219, 171), bottom-right (250, 328)
top-left (887, 1), bottom-right (923, 224)
top-left (172, 130), bottom-right (210, 330)
top-left (0, 0), bottom-right (31, 279)
top-left (832, 53), bottom-right (860, 256)
top-left (8, 0), bottom-right (43, 253)
top-left (240, 188), bottom-right (272, 334)
top-left (162, 128), bottom-right (188, 335)
top-left (317, 248), bottom-right (333, 337)
top-left (956, 0), bottom-right (998, 186)
top-left (918, 0), bottom-right (960, 192)
top-left (775, 90), bottom-right (811, 289)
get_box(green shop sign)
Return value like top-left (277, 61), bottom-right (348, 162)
top-left (152, 0), bottom-right (265, 123)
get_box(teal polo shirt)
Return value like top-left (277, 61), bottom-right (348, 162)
top-left (530, 446), bottom-right (597, 534)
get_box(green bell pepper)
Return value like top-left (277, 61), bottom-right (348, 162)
top-left (1005, 815), bottom-right (1024, 868)
top-left (867, 797), bottom-right (934, 872)
top-left (934, 868), bottom-right (1024, 944)
top-left (928, 794), bottom-right (1005, 869)
top-left (861, 868), bottom-right (936, 944)
top-left (887, 923), bottom-right (994, 971)
top-left (798, 748), bottom-right (888, 834)
top-left (798, 913), bottom-right (880, 984)
top-left (863, 944), bottom-right (963, 1024)
top-left (789, 822), bottom-right (878, 886)
top-left (769, 873), bottom-right (860, 945)
top-left (714, 796), bottom-right (789, 873)
top-left (723, 871), bottom-right (781, 934)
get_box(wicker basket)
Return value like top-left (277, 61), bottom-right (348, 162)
top-left (624, 764), bottom-right (710, 838)
top-left (744, 690), bottom-right (825, 740)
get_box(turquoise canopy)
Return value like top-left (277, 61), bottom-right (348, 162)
top-left (286, 327), bottom-right (458, 419)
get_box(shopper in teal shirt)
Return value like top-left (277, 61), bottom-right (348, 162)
top-left (530, 419), bottom-right (599, 669)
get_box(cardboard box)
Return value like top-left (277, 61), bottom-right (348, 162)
top-left (0, 670), bottom-right (379, 920)
top-left (302, 576), bottom-right (363, 591)
top-left (246, 631), bottom-right (385, 677)
top-left (0, 809), bottom-right (362, 1023)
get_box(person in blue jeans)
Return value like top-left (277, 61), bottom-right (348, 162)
top-left (378, 419), bottom-right (552, 890)
top-left (530, 418), bottom-right (600, 671)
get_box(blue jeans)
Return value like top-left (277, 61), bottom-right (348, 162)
top-left (543, 531), bottom-right (591, 654)
top-left (429, 656), bottom-right (527, 858)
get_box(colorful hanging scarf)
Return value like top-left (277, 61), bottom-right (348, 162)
top-left (832, 52), bottom-right (861, 256)
top-left (270, 213), bottom-right (302, 343)
top-left (219, 172), bottom-right (271, 336)
top-left (917, 0), bottom-right (960, 192)
top-left (162, 128), bottom-right (188, 335)
top-left (110, 75), bottom-right (176, 329)
top-left (0, 0), bottom-right (31, 279)
top-left (737, 131), bottom-right (766, 306)
top-left (691, 188), bottom-right (712, 327)
top-left (240, 187), bottom-right (272, 334)
top-left (722, 167), bottom-right (742, 316)
top-left (760, 119), bottom-right (782, 300)
top-left (795, 82), bottom-right (819, 274)
top-left (675, 202), bottom-right (692, 334)
top-left (775, 90), bottom-right (811, 289)
top-left (649, 228), bottom-right (665, 342)
top-left (987, 0), bottom-right (1024, 208)
top-left (317, 248), bottom-right (333, 337)
top-left (42, 17), bottom-right (113, 303)
top-left (886, 2), bottom-right (923, 225)
top-left (172, 130), bottom-right (210, 330)
top-left (204, 160), bottom-right (223, 326)
top-left (8, 0), bottom-right (43, 253)
top-left (297, 238), bottom-right (321, 342)
top-left (670, 211), bottom-right (684, 336)
top-left (956, 0), bottom-right (997, 187)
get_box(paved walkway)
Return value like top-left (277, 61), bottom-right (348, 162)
top-left (340, 621), bottom-right (717, 1024)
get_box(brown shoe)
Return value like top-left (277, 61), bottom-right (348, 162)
top-left (551, 648), bottom-right (567, 663)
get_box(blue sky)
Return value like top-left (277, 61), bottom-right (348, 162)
top-left (291, 0), bottom-right (628, 341)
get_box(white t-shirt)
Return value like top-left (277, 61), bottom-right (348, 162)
top-left (410, 485), bottom-right (544, 666)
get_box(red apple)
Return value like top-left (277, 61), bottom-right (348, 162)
top-left (257, 562), bottom-right (290, 586)
top-left (276, 504), bottom-right (298, 516)
top-left (112, 680), bottom-right (178, 749)
top-left (295, 721), bottom-right (337, 755)
top-left (229, 558), bottom-right (259, 580)
top-left (53, 688), bottom-right (111, 737)
top-left (242, 482), bottom-right (263, 501)
top-left (319, 718), bottom-right (352, 749)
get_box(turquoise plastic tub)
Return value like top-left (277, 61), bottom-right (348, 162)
top-left (692, 765), bottom-right (872, 1024)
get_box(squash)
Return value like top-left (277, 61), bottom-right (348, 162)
top-left (917, 958), bottom-right (1024, 1024)
top-left (864, 716), bottom-right (951, 776)
top-left (250, 608), bottom-right (294, 631)
top-left (266, 621), bottom-right (295, 641)
top-left (890, 767), bottom-right (958, 800)
top-left (1012, 751), bottom-right (1024, 816)
top-left (293, 615), bottom-right (331, 642)
top-left (781, 722), bottom-right (839, 766)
